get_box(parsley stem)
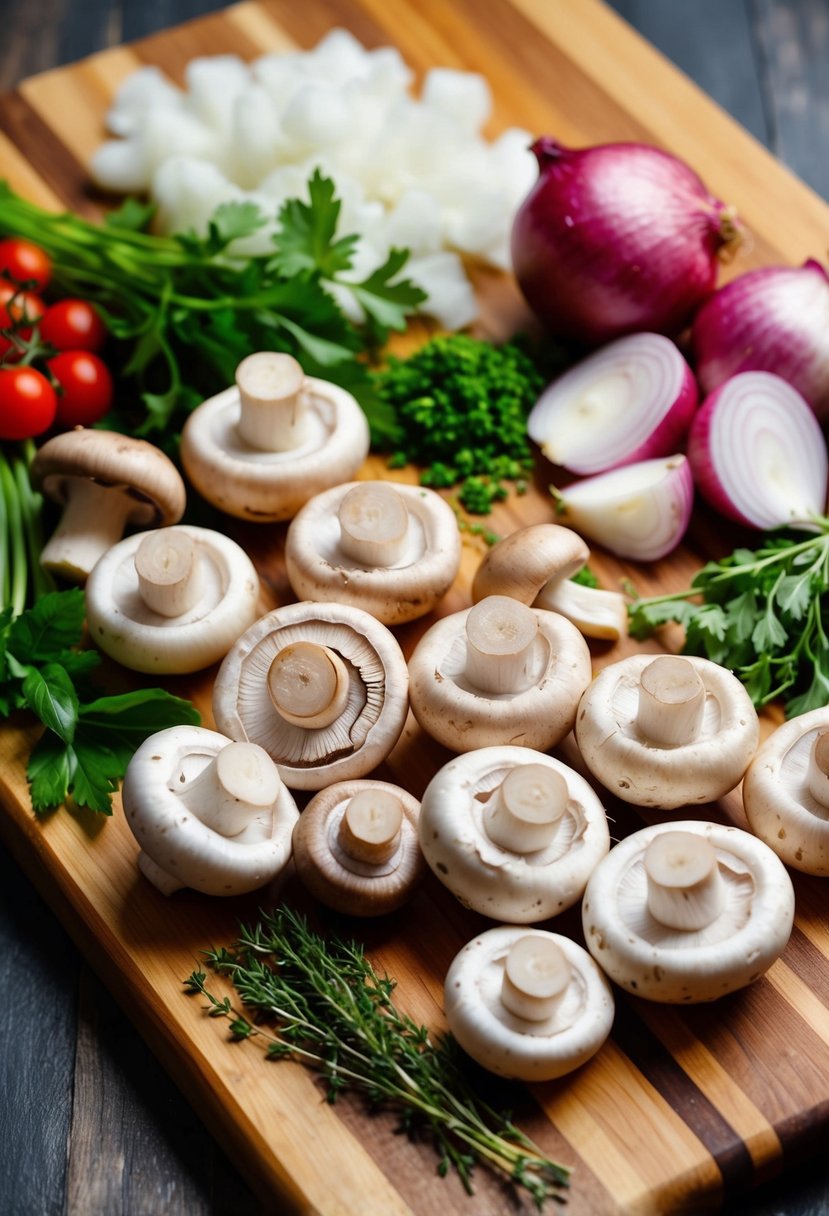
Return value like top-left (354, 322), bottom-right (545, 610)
top-left (0, 450), bottom-right (26, 615)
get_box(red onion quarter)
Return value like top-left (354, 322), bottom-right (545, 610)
top-left (511, 137), bottom-right (741, 343)
top-left (692, 260), bottom-right (829, 422)
top-left (688, 372), bottom-right (828, 529)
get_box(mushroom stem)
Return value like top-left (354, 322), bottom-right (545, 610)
top-left (235, 352), bottom-right (311, 452)
top-left (644, 830), bottom-right (725, 930)
top-left (268, 641), bottom-right (350, 729)
top-left (636, 655), bottom-right (706, 747)
top-left (337, 483), bottom-right (410, 568)
top-left (39, 480), bottom-right (137, 580)
top-left (500, 934), bottom-right (571, 1022)
top-left (465, 597), bottom-right (539, 694)
top-left (137, 850), bottom-right (185, 895)
top-left (807, 732), bottom-right (829, 808)
top-left (338, 788), bottom-right (403, 864)
top-left (484, 764), bottom-right (567, 853)
top-left (534, 578), bottom-right (628, 641)
top-left (177, 742), bottom-right (281, 837)
top-left (134, 528), bottom-right (202, 617)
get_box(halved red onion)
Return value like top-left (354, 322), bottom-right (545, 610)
top-left (527, 332), bottom-right (698, 475)
top-left (551, 455), bottom-right (694, 562)
top-left (688, 372), bottom-right (828, 529)
top-left (692, 260), bottom-right (829, 421)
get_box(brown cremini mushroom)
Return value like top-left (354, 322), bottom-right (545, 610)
top-left (408, 594), bottom-right (591, 753)
top-left (285, 480), bottom-right (461, 624)
top-left (180, 352), bottom-right (370, 521)
top-left (31, 428), bottom-right (186, 582)
top-left (212, 600), bottom-right (409, 790)
top-left (292, 779), bottom-right (424, 915)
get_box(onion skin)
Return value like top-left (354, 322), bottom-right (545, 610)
top-left (511, 137), bottom-right (739, 344)
top-left (692, 260), bottom-right (829, 421)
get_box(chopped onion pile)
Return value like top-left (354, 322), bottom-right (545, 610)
top-left (527, 333), bottom-right (697, 475)
top-left (692, 260), bottom-right (829, 422)
top-left (552, 455), bottom-right (694, 562)
top-left (688, 372), bottom-right (829, 529)
top-left (91, 31), bottom-right (538, 330)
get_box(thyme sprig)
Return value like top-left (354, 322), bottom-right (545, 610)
top-left (185, 908), bottom-right (570, 1207)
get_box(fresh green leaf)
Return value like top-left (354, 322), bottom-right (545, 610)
top-left (272, 170), bottom-right (358, 278)
top-left (78, 689), bottom-right (201, 769)
top-left (348, 248), bottom-right (427, 337)
top-left (104, 197), bottom-right (157, 232)
top-left (68, 738), bottom-right (121, 814)
top-left (8, 589), bottom-right (85, 664)
top-left (27, 731), bottom-right (75, 814)
top-left (22, 664), bottom-right (78, 743)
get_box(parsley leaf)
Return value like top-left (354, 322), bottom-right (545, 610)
top-left (272, 170), bottom-right (359, 278)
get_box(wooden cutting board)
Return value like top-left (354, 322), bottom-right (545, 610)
top-left (1, 2), bottom-right (828, 1213)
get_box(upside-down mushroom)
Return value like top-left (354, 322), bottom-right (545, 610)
top-left (212, 601), bottom-right (409, 790)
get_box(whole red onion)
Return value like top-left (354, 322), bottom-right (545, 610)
top-left (692, 260), bottom-right (829, 421)
top-left (511, 137), bottom-right (741, 344)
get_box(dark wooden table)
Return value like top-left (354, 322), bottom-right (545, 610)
top-left (1, 2), bottom-right (828, 1213)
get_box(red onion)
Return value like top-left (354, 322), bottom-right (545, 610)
top-left (692, 260), bottom-right (829, 421)
top-left (527, 332), bottom-right (698, 475)
top-left (511, 137), bottom-right (741, 344)
top-left (688, 372), bottom-right (828, 529)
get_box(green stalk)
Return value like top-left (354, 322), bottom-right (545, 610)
top-left (0, 450), bottom-right (27, 615)
top-left (13, 440), bottom-right (54, 601)
top-left (0, 450), bottom-right (9, 608)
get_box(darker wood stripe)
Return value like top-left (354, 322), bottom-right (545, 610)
top-left (780, 924), bottom-right (829, 1006)
top-left (0, 90), bottom-right (100, 216)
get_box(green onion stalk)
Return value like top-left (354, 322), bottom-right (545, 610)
top-left (0, 440), bottom-right (54, 614)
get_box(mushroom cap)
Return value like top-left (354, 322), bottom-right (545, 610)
top-left (444, 926), bottom-right (614, 1081)
top-left (212, 601), bottom-right (409, 790)
top-left (408, 604), bottom-right (591, 753)
top-left (85, 525), bottom-right (261, 675)
top-left (292, 779), bottom-right (424, 916)
top-left (743, 707), bottom-right (829, 874)
top-left (31, 428), bottom-right (186, 525)
top-left (575, 654), bottom-right (759, 808)
top-left (122, 725), bottom-right (299, 897)
top-left (581, 820), bottom-right (795, 1003)
top-left (180, 376), bottom-right (370, 521)
top-left (419, 747), bottom-right (610, 921)
top-left (285, 481), bottom-right (461, 625)
top-left (471, 523), bottom-right (589, 605)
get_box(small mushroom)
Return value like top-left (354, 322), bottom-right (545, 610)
top-left (85, 524), bottom-right (261, 674)
top-left (180, 352), bottom-right (370, 521)
top-left (575, 653), bottom-right (759, 808)
top-left (444, 926), bottom-right (614, 1081)
top-left (743, 707), bottom-right (829, 874)
top-left (285, 480), bottom-right (461, 624)
top-left (122, 725), bottom-right (299, 896)
top-left (31, 428), bottom-right (186, 582)
top-left (419, 746), bottom-right (610, 921)
top-left (408, 595), bottom-right (591, 753)
top-left (582, 820), bottom-right (795, 1002)
top-left (471, 523), bottom-right (627, 640)
top-left (292, 779), bottom-right (424, 915)
top-left (212, 600), bottom-right (409, 790)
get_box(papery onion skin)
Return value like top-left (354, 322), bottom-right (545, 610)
top-left (688, 371), bottom-right (829, 530)
top-left (692, 260), bottom-right (829, 421)
top-left (511, 136), bottom-right (740, 344)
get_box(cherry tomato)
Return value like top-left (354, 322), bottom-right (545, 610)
top-left (0, 366), bottom-right (57, 439)
top-left (40, 298), bottom-right (107, 353)
top-left (0, 238), bottom-right (52, 291)
top-left (0, 284), bottom-right (46, 359)
top-left (49, 350), bottom-right (114, 427)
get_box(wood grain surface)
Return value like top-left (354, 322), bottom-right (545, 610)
top-left (1, 2), bottom-right (829, 1214)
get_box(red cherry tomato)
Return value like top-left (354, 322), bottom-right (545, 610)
top-left (40, 298), bottom-right (107, 353)
top-left (49, 350), bottom-right (114, 427)
top-left (0, 366), bottom-right (57, 439)
top-left (0, 284), bottom-right (46, 359)
top-left (0, 239), bottom-right (52, 292)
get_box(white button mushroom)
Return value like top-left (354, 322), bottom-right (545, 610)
top-left (292, 779), bottom-right (425, 915)
top-left (180, 351), bottom-right (370, 521)
top-left (582, 820), bottom-right (795, 1003)
top-left (31, 429), bottom-right (186, 582)
top-left (212, 600), bottom-right (409, 790)
top-left (84, 525), bottom-right (261, 674)
top-left (419, 746), bottom-right (610, 921)
top-left (575, 654), bottom-right (759, 808)
top-left (743, 707), bottom-right (829, 874)
top-left (285, 480), bottom-right (462, 624)
top-left (122, 725), bottom-right (299, 896)
top-left (408, 595), bottom-right (591, 753)
top-left (444, 926), bottom-right (614, 1081)
top-left (471, 523), bottom-right (628, 641)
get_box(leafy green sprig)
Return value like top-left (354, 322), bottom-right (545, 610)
top-left (628, 520), bottom-right (829, 716)
top-left (186, 908), bottom-right (570, 1208)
